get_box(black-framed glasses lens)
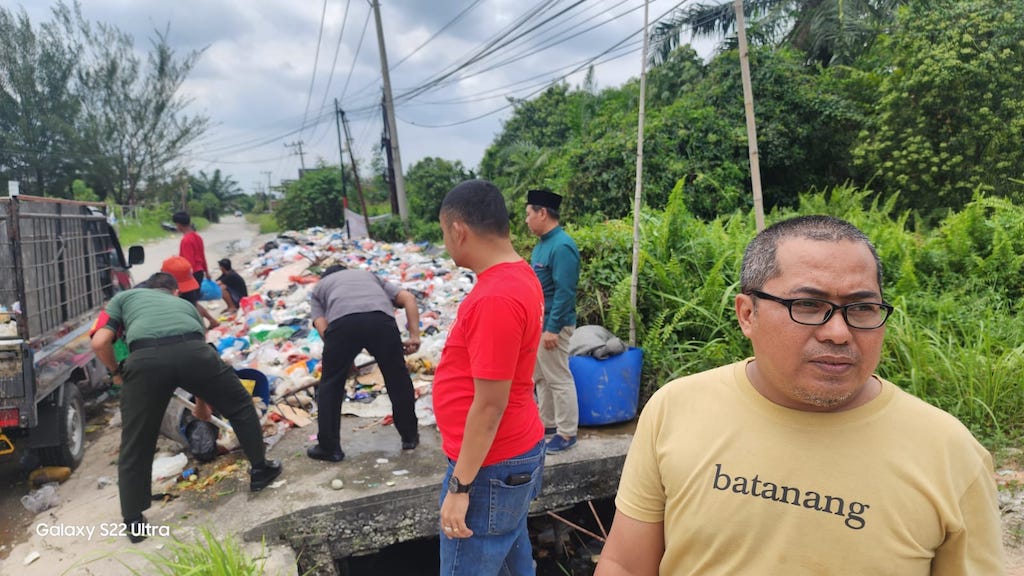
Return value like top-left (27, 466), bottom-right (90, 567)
top-left (751, 291), bottom-right (893, 329)
top-left (789, 299), bottom-right (890, 329)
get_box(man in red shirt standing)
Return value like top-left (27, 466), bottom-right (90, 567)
top-left (433, 179), bottom-right (546, 575)
top-left (173, 211), bottom-right (209, 284)
top-left (172, 211), bottom-right (218, 328)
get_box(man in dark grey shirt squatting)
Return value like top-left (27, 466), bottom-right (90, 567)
top-left (307, 264), bottom-right (422, 461)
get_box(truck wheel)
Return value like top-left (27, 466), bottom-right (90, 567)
top-left (38, 383), bottom-right (86, 469)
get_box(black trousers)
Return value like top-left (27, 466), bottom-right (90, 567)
top-left (317, 311), bottom-right (418, 449)
top-left (118, 339), bottom-right (266, 519)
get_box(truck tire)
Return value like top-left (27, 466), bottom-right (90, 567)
top-left (38, 383), bottom-right (86, 469)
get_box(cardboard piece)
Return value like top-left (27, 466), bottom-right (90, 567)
top-left (263, 260), bottom-right (312, 292)
top-left (272, 403), bottom-right (312, 427)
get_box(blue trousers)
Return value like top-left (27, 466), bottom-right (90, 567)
top-left (439, 440), bottom-right (545, 575)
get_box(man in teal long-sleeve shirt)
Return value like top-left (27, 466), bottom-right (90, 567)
top-left (526, 189), bottom-right (581, 453)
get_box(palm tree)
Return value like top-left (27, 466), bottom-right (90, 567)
top-left (650, 0), bottom-right (908, 67)
top-left (189, 169), bottom-right (244, 221)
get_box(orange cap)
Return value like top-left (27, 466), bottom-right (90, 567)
top-left (161, 256), bottom-right (200, 293)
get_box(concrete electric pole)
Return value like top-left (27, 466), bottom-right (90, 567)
top-left (261, 171), bottom-right (272, 196)
top-left (285, 141), bottom-right (306, 172)
top-left (370, 0), bottom-right (410, 227)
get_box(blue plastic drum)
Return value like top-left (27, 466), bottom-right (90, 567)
top-left (569, 347), bottom-right (643, 426)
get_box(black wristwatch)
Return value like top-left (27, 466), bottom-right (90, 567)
top-left (448, 475), bottom-right (471, 494)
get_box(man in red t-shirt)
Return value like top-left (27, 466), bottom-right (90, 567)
top-left (172, 211), bottom-right (209, 283)
top-left (433, 179), bottom-right (545, 575)
top-left (171, 212), bottom-right (218, 328)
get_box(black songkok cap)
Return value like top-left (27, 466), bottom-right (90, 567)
top-left (526, 189), bottom-right (562, 210)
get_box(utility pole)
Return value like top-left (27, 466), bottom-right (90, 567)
top-left (285, 141), bottom-right (306, 172)
top-left (734, 0), bottom-right (765, 231)
top-left (260, 171), bottom-right (272, 196)
top-left (178, 169), bottom-right (189, 211)
top-left (334, 98), bottom-right (351, 238)
top-left (340, 108), bottom-right (373, 237)
top-left (629, 0), bottom-right (650, 347)
top-left (381, 96), bottom-right (399, 216)
top-left (371, 0), bottom-right (409, 227)
top-left (333, 99), bottom-right (348, 204)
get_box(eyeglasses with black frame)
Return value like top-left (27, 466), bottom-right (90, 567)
top-left (748, 290), bottom-right (893, 330)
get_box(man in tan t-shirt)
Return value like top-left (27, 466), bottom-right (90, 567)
top-left (596, 216), bottom-right (1003, 575)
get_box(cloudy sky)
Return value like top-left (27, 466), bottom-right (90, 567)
top-left (18, 0), bottom-right (711, 194)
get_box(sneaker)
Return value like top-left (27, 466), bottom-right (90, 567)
top-left (543, 427), bottom-right (557, 436)
top-left (125, 514), bottom-right (148, 543)
top-left (306, 445), bottom-right (346, 462)
top-left (250, 459), bottom-right (283, 491)
top-left (401, 433), bottom-right (419, 450)
top-left (545, 434), bottom-right (577, 453)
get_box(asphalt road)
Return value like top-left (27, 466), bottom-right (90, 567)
top-left (129, 214), bottom-right (271, 283)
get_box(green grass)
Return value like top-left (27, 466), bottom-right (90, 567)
top-left (62, 527), bottom-right (276, 576)
top-left (116, 221), bottom-right (174, 246)
top-left (246, 212), bottom-right (280, 234)
top-left (117, 213), bottom-right (215, 246)
top-left (123, 527), bottom-right (267, 576)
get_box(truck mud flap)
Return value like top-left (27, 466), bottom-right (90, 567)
top-left (0, 432), bottom-right (14, 455)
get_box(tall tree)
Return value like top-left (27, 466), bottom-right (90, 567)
top-left (0, 6), bottom-right (80, 196)
top-left (190, 168), bottom-right (244, 220)
top-left (480, 83), bottom-right (583, 181)
top-left (405, 157), bottom-right (473, 222)
top-left (52, 1), bottom-right (209, 205)
top-left (651, 0), bottom-right (908, 66)
top-left (274, 165), bottom-right (345, 231)
top-left (851, 0), bottom-right (1024, 216)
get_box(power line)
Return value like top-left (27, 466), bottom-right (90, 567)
top-left (339, 6), bottom-right (372, 101)
top-left (345, 0), bottom-right (671, 117)
top-left (394, 0), bottom-right (693, 128)
top-left (396, 42), bottom-right (639, 128)
top-left (410, 0), bottom-right (642, 106)
top-left (317, 0), bottom-right (354, 114)
top-left (392, 0), bottom-right (573, 104)
top-left (307, 0), bottom-right (355, 148)
top-left (300, 0), bottom-right (330, 140)
top-left (343, 0), bottom-right (564, 105)
top-left (388, 0), bottom-right (487, 72)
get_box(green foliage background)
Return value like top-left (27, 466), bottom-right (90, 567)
top-left (569, 187), bottom-right (1024, 444)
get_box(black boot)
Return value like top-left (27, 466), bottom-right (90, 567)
top-left (306, 444), bottom-right (346, 462)
top-left (125, 514), bottom-right (148, 543)
top-left (401, 433), bottom-right (419, 450)
top-left (250, 459), bottom-right (283, 491)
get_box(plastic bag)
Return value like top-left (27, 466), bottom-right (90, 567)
top-left (199, 277), bottom-right (221, 301)
top-left (152, 452), bottom-right (188, 480)
top-left (184, 419), bottom-right (220, 462)
top-left (21, 483), bottom-right (60, 514)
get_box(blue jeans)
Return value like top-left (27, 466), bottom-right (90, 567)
top-left (439, 440), bottom-right (545, 576)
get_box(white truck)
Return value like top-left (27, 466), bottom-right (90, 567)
top-left (0, 194), bottom-right (143, 469)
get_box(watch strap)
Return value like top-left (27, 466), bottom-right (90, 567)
top-left (448, 475), bottom-right (471, 493)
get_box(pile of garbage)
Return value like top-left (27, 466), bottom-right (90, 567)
top-left (195, 229), bottom-right (468, 441)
